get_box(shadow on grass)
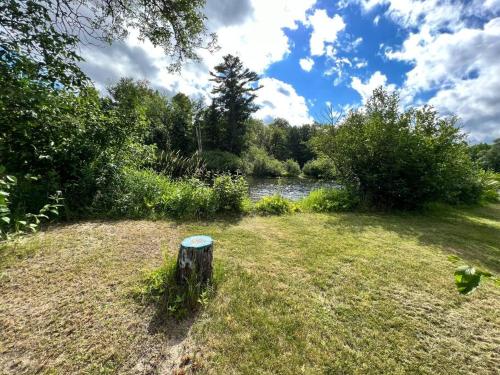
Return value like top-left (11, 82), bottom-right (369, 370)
top-left (146, 302), bottom-right (199, 338)
top-left (323, 204), bottom-right (500, 273)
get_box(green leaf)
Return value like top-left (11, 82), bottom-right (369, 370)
top-left (454, 266), bottom-right (482, 295)
top-left (1, 217), bottom-right (10, 224)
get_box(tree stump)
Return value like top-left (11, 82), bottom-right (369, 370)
top-left (176, 235), bottom-right (213, 284)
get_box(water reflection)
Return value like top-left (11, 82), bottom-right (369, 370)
top-left (247, 177), bottom-right (338, 202)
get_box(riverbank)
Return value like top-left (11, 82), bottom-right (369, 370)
top-left (1, 204), bottom-right (499, 374)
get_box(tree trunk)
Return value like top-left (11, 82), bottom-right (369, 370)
top-left (176, 235), bottom-right (213, 284)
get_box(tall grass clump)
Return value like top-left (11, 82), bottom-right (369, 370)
top-left (135, 253), bottom-right (223, 319)
top-left (300, 188), bottom-right (359, 213)
top-left (152, 150), bottom-right (205, 178)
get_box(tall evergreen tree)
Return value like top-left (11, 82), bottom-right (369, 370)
top-left (202, 103), bottom-right (223, 151)
top-left (209, 54), bottom-right (261, 155)
top-left (169, 93), bottom-right (194, 154)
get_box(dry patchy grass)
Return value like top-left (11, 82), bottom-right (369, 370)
top-left (1, 205), bottom-right (499, 374)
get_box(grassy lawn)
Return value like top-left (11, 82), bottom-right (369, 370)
top-left (0, 205), bottom-right (499, 374)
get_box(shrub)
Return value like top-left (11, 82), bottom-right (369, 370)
top-left (244, 147), bottom-right (285, 177)
top-left (98, 168), bottom-right (250, 219)
top-left (302, 157), bottom-right (336, 179)
top-left (212, 175), bottom-right (249, 213)
top-left (202, 150), bottom-right (245, 173)
top-left (283, 159), bottom-right (301, 177)
top-left (105, 168), bottom-right (172, 218)
top-left (316, 87), bottom-right (485, 209)
top-left (254, 195), bottom-right (293, 215)
top-left (300, 188), bottom-right (359, 213)
top-left (161, 178), bottom-right (217, 219)
top-left (0, 167), bottom-right (63, 240)
top-left (135, 252), bottom-right (222, 319)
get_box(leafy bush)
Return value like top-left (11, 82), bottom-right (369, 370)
top-left (212, 175), bottom-right (249, 212)
top-left (99, 168), bottom-right (249, 219)
top-left (300, 188), bottom-right (358, 213)
top-left (254, 195), bottom-right (294, 215)
top-left (0, 58), bottom-right (151, 216)
top-left (244, 147), bottom-right (285, 177)
top-left (135, 252), bottom-right (221, 319)
top-left (202, 150), bottom-right (244, 173)
top-left (302, 157), bottom-right (336, 179)
top-left (316, 88), bottom-right (485, 209)
top-left (161, 178), bottom-right (217, 219)
top-left (283, 159), bottom-right (301, 177)
top-left (103, 168), bottom-right (171, 218)
top-left (0, 167), bottom-right (63, 240)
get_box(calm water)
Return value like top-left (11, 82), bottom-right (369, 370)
top-left (247, 177), bottom-right (338, 202)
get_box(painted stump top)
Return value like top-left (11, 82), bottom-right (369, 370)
top-left (181, 235), bottom-right (213, 249)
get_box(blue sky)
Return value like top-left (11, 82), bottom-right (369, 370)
top-left (266, 1), bottom-right (411, 115)
top-left (80, 0), bottom-right (500, 143)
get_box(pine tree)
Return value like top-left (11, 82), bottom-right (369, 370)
top-left (209, 55), bottom-right (261, 155)
top-left (169, 93), bottom-right (194, 154)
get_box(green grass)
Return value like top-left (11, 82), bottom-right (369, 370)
top-left (0, 205), bottom-right (499, 374)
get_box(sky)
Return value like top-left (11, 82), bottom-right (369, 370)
top-left (79, 0), bottom-right (500, 143)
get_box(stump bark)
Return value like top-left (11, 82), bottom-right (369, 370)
top-left (176, 235), bottom-right (213, 284)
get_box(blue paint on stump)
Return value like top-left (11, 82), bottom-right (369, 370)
top-left (181, 235), bottom-right (213, 249)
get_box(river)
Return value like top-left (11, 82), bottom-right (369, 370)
top-left (247, 177), bottom-right (338, 202)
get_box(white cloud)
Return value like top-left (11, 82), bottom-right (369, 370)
top-left (305, 9), bottom-right (345, 56)
top-left (389, 18), bottom-right (500, 142)
top-left (213, 0), bottom-right (317, 73)
top-left (352, 37), bottom-right (363, 48)
top-left (254, 78), bottom-right (313, 125)
top-left (299, 57), bottom-right (315, 72)
top-left (356, 0), bottom-right (462, 30)
top-left (373, 15), bottom-right (380, 25)
top-left (355, 60), bottom-right (368, 69)
top-left (80, 0), bottom-right (317, 98)
top-left (354, 0), bottom-right (500, 142)
top-left (350, 71), bottom-right (395, 102)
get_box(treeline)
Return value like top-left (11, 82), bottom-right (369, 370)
top-left (107, 55), bottom-right (325, 179)
top-left (108, 77), bottom-right (322, 178)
